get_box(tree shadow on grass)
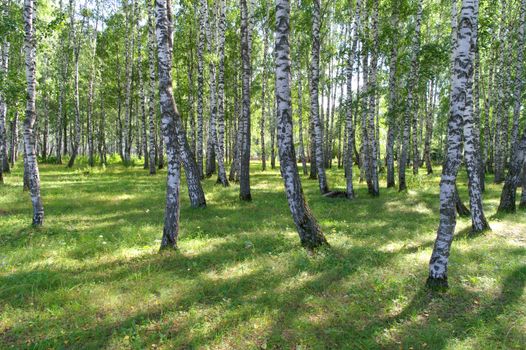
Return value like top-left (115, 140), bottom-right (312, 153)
top-left (1, 241), bottom-right (406, 349)
top-left (376, 262), bottom-right (526, 349)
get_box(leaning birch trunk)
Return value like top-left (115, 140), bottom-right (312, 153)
top-left (154, 0), bottom-right (180, 249)
top-left (23, 0), bottom-right (44, 225)
top-left (463, 0), bottom-right (489, 233)
top-left (275, 0), bottom-right (327, 250)
top-left (147, 3), bottom-right (157, 175)
top-left (427, 0), bottom-right (476, 289)
top-left (239, 0), bottom-right (252, 200)
top-left (497, 0), bottom-right (526, 212)
top-left (385, 1), bottom-right (398, 188)
top-left (215, 0), bottom-right (229, 186)
top-left (310, 0), bottom-right (329, 194)
top-left (153, 0), bottom-right (205, 208)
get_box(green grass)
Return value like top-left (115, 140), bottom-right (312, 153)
top-left (0, 160), bottom-right (525, 349)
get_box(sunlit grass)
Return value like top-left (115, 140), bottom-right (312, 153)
top-left (0, 160), bottom-right (525, 349)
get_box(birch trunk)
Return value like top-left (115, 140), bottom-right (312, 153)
top-left (154, 0), bottom-right (206, 208)
top-left (123, 0), bottom-right (136, 164)
top-left (215, 0), bottom-right (229, 186)
top-left (297, 69), bottom-right (308, 175)
top-left (239, 0), bottom-right (252, 201)
top-left (428, 0), bottom-right (476, 289)
top-left (494, 0), bottom-right (508, 183)
top-left (310, 0), bottom-right (329, 194)
top-left (260, 6), bottom-right (269, 171)
top-left (423, 80), bottom-right (435, 174)
top-left (147, 2), bottom-right (157, 175)
top-left (154, 0), bottom-right (180, 249)
top-left (0, 39), bottom-right (8, 181)
top-left (67, 0), bottom-right (81, 168)
top-left (365, 0), bottom-right (380, 196)
top-left (463, 0), bottom-right (489, 233)
top-left (275, 0), bottom-right (327, 250)
top-left (400, 0), bottom-right (422, 188)
top-left (386, 0), bottom-right (398, 188)
top-left (196, 0), bottom-right (207, 178)
top-left (23, 0), bottom-right (44, 225)
top-left (138, 34), bottom-right (149, 170)
top-left (498, 0), bottom-right (526, 213)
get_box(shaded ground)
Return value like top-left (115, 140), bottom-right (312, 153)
top-left (0, 160), bottom-right (525, 349)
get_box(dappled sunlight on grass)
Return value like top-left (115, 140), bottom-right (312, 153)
top-left (0, 162), bottom-right (525, 348)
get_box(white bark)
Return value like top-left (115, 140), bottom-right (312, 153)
top-left (275, 0), bottom-right (327, 250)
top-left (428, 0), bottom-right (477, 288)
top-left (23, 0), bottom-right (44, 225)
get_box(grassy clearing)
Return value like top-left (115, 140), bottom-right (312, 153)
top-left (0, 161), bottom-right (525, 349)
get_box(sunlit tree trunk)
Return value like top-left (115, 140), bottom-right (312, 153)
top-left (428, 0), bottom-right (476, 289)
top-left (155, 0), bottom-right (180, 249)
top-left (23, 0), bottom-right (44, 225)
top-left (153, 0), bottom-right (205, 208)
top-left (275, 0), bottom-right (327, 250)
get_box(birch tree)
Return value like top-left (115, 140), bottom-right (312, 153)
top-left (275, 0), bottom-right (328, 250)
top-left (399, 0), bottom-right (422, 190)
top-left (23, 0), bottom-right (44, 225)
top-left (428, 0), bottom-right (477, 289)
top-left (154, 0), bottom-right (180, 249)
top-left (239, 0), bottom-right (252, 201)
top-left (385, 0), bottom-right (398, 188)
top-left (310, 0), bottom-right (329, 194)
top-left (498, 0), bottom-right (526, 213)
top-left (147, 1), bottom-right (157, 175)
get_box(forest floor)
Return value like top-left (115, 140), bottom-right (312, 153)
top-left (0, 159), bottom-right (525, 349)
